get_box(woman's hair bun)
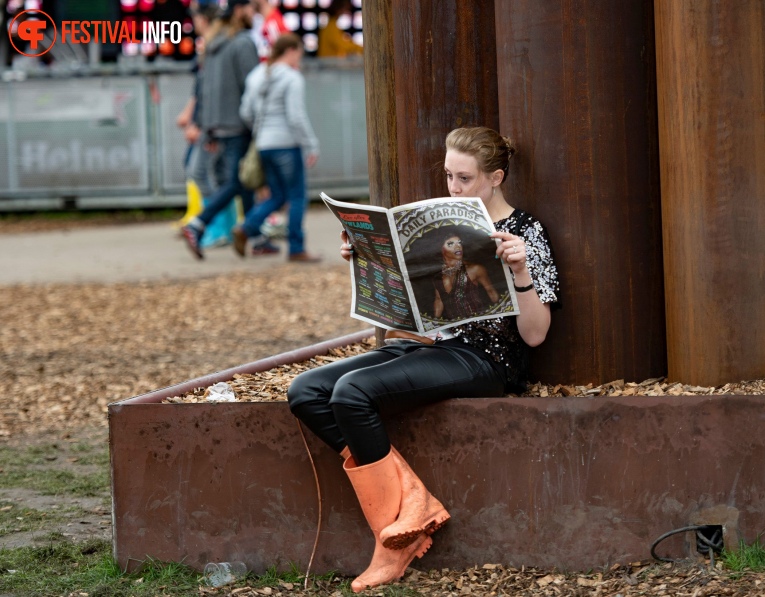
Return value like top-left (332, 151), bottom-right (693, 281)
top-left (503, 136), bottom-right (517, 159)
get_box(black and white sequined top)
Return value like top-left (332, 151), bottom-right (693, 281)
top-left (449, 209), bottom-right (560, 389)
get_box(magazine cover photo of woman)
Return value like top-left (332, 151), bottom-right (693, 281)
top-left (407, 223), bottom-right (507, 324)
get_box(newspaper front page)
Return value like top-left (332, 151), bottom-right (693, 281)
top-left (322, 193), bottom-right (519, 334)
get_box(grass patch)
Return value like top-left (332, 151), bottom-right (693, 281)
top-left (0, 504), bottom-right (68, 536)
top-left (0, 444), bottom-right (59, 468)
top-left (0, 444), bottom-right (110, 497)
top-left (254, 563), bottom-right (305, 587)
top-left (0, 539), bottom-right (201, 597)
top-left (722, 536), bottom-right (765, 572)
top-left (0, 540), bottom-right (359, 597)
top-left (0, 536), bottom-right (395, 597)
top-left (0, 443), bottom-right (108, 469)
top-left (0, 468), bottom-right (109, 497)
top-left (67, 443), bottom-right (110, 467)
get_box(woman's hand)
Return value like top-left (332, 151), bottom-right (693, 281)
top-left (491, 231), bottom-right (550, 346)
top-left (306, 153), bottom-right (319, 168)
top-left (491, 231), bottom-right (527, 276)
top-left (340, 230), bottom-right (354, 262)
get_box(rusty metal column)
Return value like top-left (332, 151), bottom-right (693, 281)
top-left (363, 0), bottom-right (499, 205)
top-left (654, 1), bottom-right (765, 386)
top-left (390, 0), bottom-right (500, 201)
top-left (362, 0), bottom-right (399, 212)
top-left (495, 0), bottom-right (666, 385)
top-left (363, 0), bottom-right (499, 206)
top-left (363, 0), bottom-right (500, 347)
top-left (362, 0), bottom-right (400, 347)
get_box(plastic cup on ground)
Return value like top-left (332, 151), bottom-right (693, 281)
top-left (203, 561), bottom-right (246, 587)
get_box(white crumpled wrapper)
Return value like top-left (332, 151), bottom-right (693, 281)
top-left (203, 382), bottom-right (236, 402)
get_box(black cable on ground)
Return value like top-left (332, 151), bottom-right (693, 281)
top-left (650, 525), bottom-right (724, 564)
top-left (696, 526), bottom-right (724, 568)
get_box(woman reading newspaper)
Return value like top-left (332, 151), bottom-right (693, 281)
top-left (288, 126), bottom-right (560, 592)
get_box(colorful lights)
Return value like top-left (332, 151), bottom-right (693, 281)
top-left (282, 0), bottom-right (363, 55)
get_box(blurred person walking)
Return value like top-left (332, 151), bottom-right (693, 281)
top-left (176, 1), bottom-right (238, 248)
top-left (317, 0), bottom-right (363, 58)
top-left (237, 33), bottom-right (321, 263)
top-left (181, 0), bottom-right (259, 260)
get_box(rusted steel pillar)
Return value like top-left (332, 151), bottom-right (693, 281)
top-left (362, 0), bottom-right (400, 347)
top-left (389, 1), bottom-right (500, 202)
top-left (495, 1), bottom-right (666, 385)
top-left (362, 0), bottom-right (499, 207)
top-left (654, 1), bottom-right (765, 386)
top-left (362, 0), bottom-right (399, 211)
top-left (363, 0), bottom-right (500, 347)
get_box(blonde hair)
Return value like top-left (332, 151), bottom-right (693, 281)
top-left (445, 127), bottom-right (516, 183)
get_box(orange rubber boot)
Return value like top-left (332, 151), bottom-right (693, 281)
top-left (379, 446), bottom-right (450, 550)
top-left (340, 446), bottom-right (351, 460)
top-left (344, 451), bottom-right (433, 593)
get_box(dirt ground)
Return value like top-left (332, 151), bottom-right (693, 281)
top-left (1, 215), bottom-right (764, 595)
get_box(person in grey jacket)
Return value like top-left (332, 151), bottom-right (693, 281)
top-left (181, 0), bottom-right (259, 260)
top-left (234, 33), bottom-right (322, 263)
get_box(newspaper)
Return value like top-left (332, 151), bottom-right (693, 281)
top-left (321, 193), bottom-right (520, 334)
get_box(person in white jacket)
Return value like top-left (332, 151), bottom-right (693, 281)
top-left (236, 33), bottom-right (321, 262)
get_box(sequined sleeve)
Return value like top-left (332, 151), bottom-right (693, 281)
top-left (448, 210), bottom-right (560, 388)
top-left (519, 217), bottom-right (560, 305)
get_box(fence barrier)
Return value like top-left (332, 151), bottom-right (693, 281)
top-left (0, 60), bottom-right (369, 211)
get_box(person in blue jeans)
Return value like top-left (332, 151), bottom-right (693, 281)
top-left (237, 33), bottom-right (321, 262)
top-left (181, 0), bottom-right (259, 260)
top-left (239, 147), bottom-right (311, 256)
top-left (176, 1), bottom-right (237, 249)
top-left (190, 141), bottom-right (240, 248)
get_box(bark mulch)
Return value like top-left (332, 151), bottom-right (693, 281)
top-left (200, 561), bottom-right (765, 596)
top-left (166, 356), bottom-right (765, 404)
top-left (0, 266), bottom-right (367, 440)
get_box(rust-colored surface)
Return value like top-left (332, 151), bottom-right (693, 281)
top-left (111, 387), bottom-right (765, 572)
top-left (390, 0), bottom-right (499, 203)
top-left (362, 0), bottom-right (399, 212)
top-left (494, 1), bottom-right (666, 385)
top-left (363, 0), bottom-right (499, 347)
top-left (360, 1), bottom-right (395, 349)
top-left (654, 1), bottom-right (765, 386)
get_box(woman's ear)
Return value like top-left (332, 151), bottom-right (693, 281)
top-left (491, 169), bottom-right (504, 187)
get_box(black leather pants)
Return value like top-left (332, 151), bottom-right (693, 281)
top-left (287, 340), bottom-right (506, 465)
